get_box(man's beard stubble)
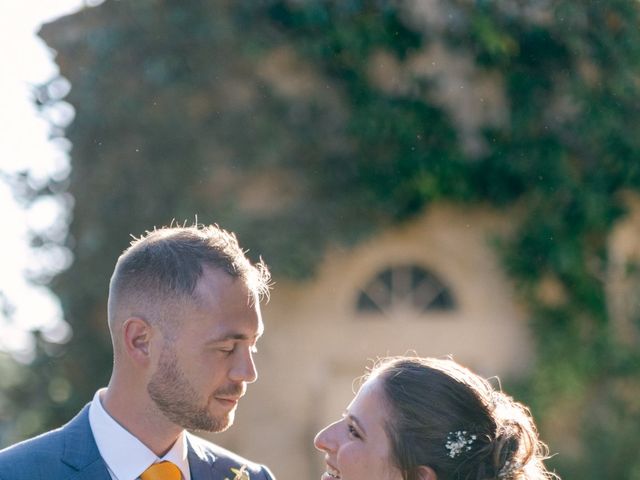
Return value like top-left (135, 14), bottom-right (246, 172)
top-left (147, 345), bottom-right (243, 432)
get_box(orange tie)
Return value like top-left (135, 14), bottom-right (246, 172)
top-left (140, 461), bottom-right (182, 480)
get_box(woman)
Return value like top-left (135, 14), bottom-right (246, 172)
top-left (314, 357), bottom-right (558, 480)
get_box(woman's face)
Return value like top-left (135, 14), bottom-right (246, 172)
top-left (314, 375), bottom-right (403, 480)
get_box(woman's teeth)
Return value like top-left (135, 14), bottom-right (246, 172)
top-left (327, 469), bottom-right (340, 479)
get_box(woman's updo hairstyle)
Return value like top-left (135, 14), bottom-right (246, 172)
top-left (369, 357), bottom-right (558, 480)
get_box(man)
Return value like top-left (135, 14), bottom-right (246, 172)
top-left (0, 224), bottom-right (275, 480)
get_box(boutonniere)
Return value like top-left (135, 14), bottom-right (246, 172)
top-left (225, 465), bottom-right (250, 480)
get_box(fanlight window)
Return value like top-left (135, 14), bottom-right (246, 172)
top-left (356, 264), bottom-right (455, 314)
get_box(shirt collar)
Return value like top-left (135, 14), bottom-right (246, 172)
top-left (88, 388), bottom-right (191, 480)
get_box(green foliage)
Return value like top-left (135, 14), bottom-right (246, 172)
top-left (4, 0), bottom-right (639, 477)
top-left (0, 335), bottom-right (73, 444)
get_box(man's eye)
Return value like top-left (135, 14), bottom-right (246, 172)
top-left (219, 344), bottom-right (235, 354)
top-left (348, 424), bottom-right (361, 439)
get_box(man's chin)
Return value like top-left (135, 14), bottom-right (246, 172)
top-left (188, 411), bottom-right (234, 433)
top-left (213, 411), bottom-right (235, 432)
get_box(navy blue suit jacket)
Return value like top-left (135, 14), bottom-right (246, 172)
top-left (0, 405), bottom-right (275, 480)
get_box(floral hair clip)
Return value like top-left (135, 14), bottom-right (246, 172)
top-left (445, 430), bottom-right (477, 458)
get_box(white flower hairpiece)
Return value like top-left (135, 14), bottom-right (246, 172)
top-left (445, 430), bottom-right (477, 458)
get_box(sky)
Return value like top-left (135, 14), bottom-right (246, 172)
top-left (0, 0), bottom-right (102, 361)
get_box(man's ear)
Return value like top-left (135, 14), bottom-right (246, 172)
top-left (415, 466), bottom-right (437, 480)
top-left (122, 317), bottom-right (153, 364)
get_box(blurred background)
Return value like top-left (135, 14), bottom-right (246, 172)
top-left (2, 0), bottom-right (640, 479)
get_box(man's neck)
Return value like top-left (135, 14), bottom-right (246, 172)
top-left (101, 384), bottom-right (183, 457)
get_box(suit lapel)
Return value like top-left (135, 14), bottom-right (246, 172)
top-left (187, 433), bottom-right (220, 480)
top-left (65, 459), bottom-right (113, 480)
top-left (60, 405), bottom-right (111, 480)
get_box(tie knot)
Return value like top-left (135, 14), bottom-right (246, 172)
top-left (140, 461), bottom-right (181, 480)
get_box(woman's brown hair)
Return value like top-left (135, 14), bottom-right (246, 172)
top-left (369, 357), bottom-right (559, 480)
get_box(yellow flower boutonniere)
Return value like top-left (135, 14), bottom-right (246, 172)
top-left (225, 465), bottom-right (250, 480)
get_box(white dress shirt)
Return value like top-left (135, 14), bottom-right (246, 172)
top-left (88, 389), bottom-right (191, 480)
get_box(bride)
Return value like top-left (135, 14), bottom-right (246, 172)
top-left (315, 356), bottom-right (558, 480)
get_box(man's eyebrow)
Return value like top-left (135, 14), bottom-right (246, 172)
top-left (207, 331), bottom-right (263, 343)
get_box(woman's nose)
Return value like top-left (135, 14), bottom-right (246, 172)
top-left (314, 421), bottom-right (339, 452)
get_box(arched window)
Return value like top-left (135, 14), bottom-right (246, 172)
top-left (356, 264), bottom-right (455, 315)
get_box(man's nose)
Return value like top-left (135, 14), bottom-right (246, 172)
top-left (229, 347), bottom-right (258, 384)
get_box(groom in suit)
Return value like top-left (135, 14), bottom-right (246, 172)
top-left (0, 224), bottom-right (275, 480)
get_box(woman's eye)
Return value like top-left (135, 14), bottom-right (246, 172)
top-left (348, 424), bottom-right (361, 439)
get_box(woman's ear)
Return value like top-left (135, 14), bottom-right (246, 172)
top-left (415, 465), bottom-right (437, 480)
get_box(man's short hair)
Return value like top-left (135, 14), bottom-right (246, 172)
top-left (107, 224), bottom-right (271, 328)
